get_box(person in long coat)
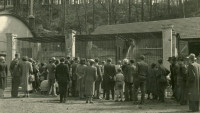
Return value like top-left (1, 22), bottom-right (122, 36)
top-left (55, 57), bottom-right (70, 103)
top-left (0, 56), bottom-right (7, 98)
top-left (104, 58), bottom-right (116, 100)
top-left (84, 59), bottom-right (97, 103)
top-left (47, 58), bottom-right (56, 96)
top-left (157, 59), bottom-right (170, 103)
top-left (76, 58), bottom-right (87, 99)
top-left (177, 56), bottom-right (187, 105)
top-left (133, 55), bottom-right (148, 104)
top-left (187, 54), bottom-right (200, 112)
top-left (21, 56), bottom-right (33, 97)
top-left (147, 63), bottom-right (158, 100)
top-left (11, 60), bottom-right (22, 97)
top-left (94, 58), bottom-right (102, 99)
top-left (71, 57), bottom-right (79, 97)
top-left (10, 54), bottom-right (21, 97)
top-left (122, 59), bottom-right (136, 101)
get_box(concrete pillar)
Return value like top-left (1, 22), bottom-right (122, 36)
top-left (161, 25), bottom-right (173, 70)
top-left (6, 33), bottom-right (17, 87)
top-left (65, 30), bottom-right (76, 58)
top-left (172, 31), bottom-right (178, 57)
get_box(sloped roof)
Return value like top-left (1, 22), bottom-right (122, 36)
top-left (92, 17), bottom-right (200, 39)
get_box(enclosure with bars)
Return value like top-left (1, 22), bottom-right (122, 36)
top-left (76, 32), bottom-right (163, 65)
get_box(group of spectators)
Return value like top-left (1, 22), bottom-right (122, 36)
top-left (0, 53), bottom-right (200, 112)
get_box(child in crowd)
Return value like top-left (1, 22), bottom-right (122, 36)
top-left (114, 68), bottom-right (124, 102)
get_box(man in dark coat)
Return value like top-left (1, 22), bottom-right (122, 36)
top-left (157, 59), bottom-right (170, 102)
top-left (177, 56), bottom-right (187, 105)
top-left (133, 55), bottom-right (148, 104)
top-left (71, 57), bottom-right (79, 97)
top-left (0, 56), bottom-right (7, 98)
top-left (104, 58), bottom-right (116, 100)
top-left (55, 57), bottom-right (70, 103)
top-left (122, 59), bottom-right (136, 101)
top-left (187, 54), bottom-right (200, 112)
top-left (10, 54), bottom-right (21, 97)
top-left (169, 56), bottom-right (179, 100)
top-left (94, 58), bottom-right (102, 99)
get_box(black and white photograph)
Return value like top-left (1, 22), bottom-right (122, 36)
top-left (0, 0), bottom-right (200, 113)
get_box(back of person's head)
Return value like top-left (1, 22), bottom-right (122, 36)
top-left (41, 63), bottom-right (45, 66)
top-left (107, 58), bottom-right (112, 63)
top-left (29, 58), bottom-right (33, 63)
top-left (89, 59), bottom-right (95, 66)
top-left (55, 59), bottom-right (60, 65)
top-left (117, 68), bottom-right (122, 73)
top-left (139, 55), bottom-right (145, 60)
top-left (95, 58), bottom-right (99, 63)
top-left (117, 60), bottom-right (121, 65)
top-left (15, 53), bottom-right (19, 58)
top-left (158, 59), bottom-right (163, 64)
top-left (123, 59), bottom-right (129, 64)
top-left (130, 59), bottom-right (135, 64)
top-left (80, 58), bottom-right (86, 65)
top-left (74, 57), bottom-right (79, 62)
top-left (60, 57), bottom-right (65, 63)
top-left (151, 63), bottom-right (156, 68)
top-left (49, 59), bottom-right (52, 63)
top-left (22, 56), bottom-right (28, 61)
top-left (102, 61), bottom-right (105, 65)
top-left (66, 56), bottom-right (70, 60)
top-left (0, 56), bottom-right (5, 62)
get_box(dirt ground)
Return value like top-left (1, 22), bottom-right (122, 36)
top-left (0, 89), bottom-right (198, 113)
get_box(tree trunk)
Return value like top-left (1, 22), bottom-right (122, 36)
top-left (167, 0), bottom-right (170, 18)
top-left (141, 0), bottom-right (144, 21)
top-left (128, 0), bottom-right (131, 22)
top-left (92, 0), bottom-right (95, 30)
top-left (84, 0), bottom-right (88, 34)
top-left (149, 0), bottom-right (152, 20)
top-left (108, 0), bottom-right (111, 24)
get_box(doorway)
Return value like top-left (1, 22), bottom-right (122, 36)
top-left (189, 42), bottom-right (200, 56)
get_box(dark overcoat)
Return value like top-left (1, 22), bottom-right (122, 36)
top-left (187, 62), bottom-right (200, 101)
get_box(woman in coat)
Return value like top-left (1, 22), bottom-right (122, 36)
top-left (84, 59), bottom-right (97, 103)
top-left (76, 58), bottom-right (87, 99)
top-left (21, 56), bottom-right (33, 97)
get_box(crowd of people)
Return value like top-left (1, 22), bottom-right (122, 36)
top-left (0, 53), bottom-right (200, 112)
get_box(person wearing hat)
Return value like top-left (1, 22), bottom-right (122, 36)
top-left (170, 56), bottom-right (179, 100)
top-left (84, 59), bottom-right (97, 103)
top-left (177, 56), bottom-right (187, 105)
top-left (21, 56), bottom-right (33, 97)
top-left (187, 53), bottom-right (200, 112)
top-left (0, 56), bottom-right (7, 98)
top-left (47, 57), bottom-right (57, 96)
top-left (133, 55), bottom-right (148, 104)
top-left (104, 58), bottom-right (116, 100)
top-left (55, 57), bottom-right (70, 103)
